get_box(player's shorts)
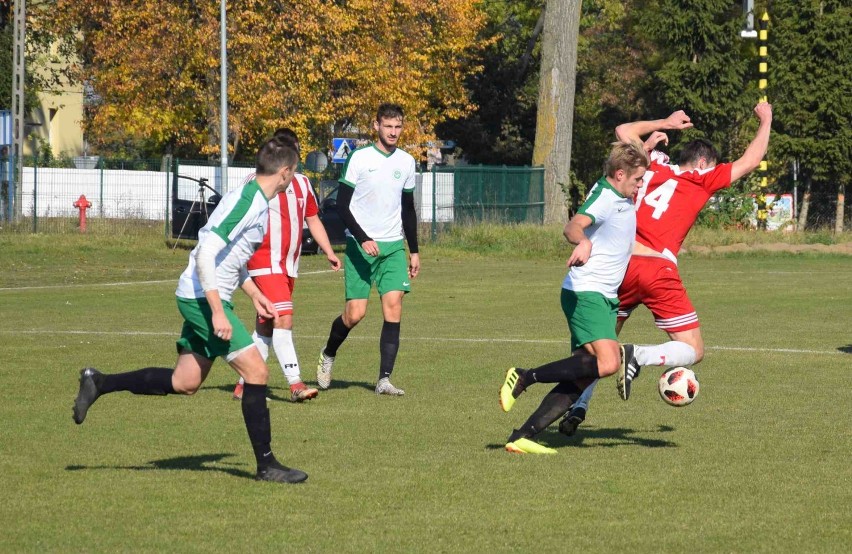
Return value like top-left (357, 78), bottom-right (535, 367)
top-left (344, 238), bottom-right (410, 299)
top-left (561, 288), bottom-right (619, 352)
top-left (617, 255), bottom-right (699, 333)
top-left (175, 297), bottom-right (254, 360)
top-left (251, 272), bottom-right (296, 323)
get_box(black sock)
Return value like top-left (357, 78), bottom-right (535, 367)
top-left (379, 321), bottom-right (400, 380)
top-left (100, 367), bottom-right (175, 395)
top-left (508, 381), bottom-right (582, 442)
top-left (525, 353), bottom-right (598, 384)
top-left (241, 383), bottom-right (276, 470)
top-left (324, 315), bottom-right (351, 357)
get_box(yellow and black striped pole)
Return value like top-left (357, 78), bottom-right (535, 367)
top-left (758, 11), bottom-right (769, 190)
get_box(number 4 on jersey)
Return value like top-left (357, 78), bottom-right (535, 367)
top-left (640, 178), bottom-right (678, 219)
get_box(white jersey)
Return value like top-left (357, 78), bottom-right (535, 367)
top-left (562, 177), bottom-right (636, 298)
top-left (339, 144), bottom-right (417, 242)
top-left (175, 180), bottom-right (270, 303)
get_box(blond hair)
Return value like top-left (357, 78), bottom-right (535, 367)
top-left (604, 141), bottom-right (650, 178)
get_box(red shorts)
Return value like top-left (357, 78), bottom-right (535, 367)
top-left (251, 273), bottom-right (296, 322)
top-left (617, 255), bottom-right (699, 332)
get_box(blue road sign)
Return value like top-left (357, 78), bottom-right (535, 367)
top-left (331, 138), bottom-right (357, 164)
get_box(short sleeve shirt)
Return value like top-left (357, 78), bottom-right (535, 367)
top-left (175, 180), bottom-right (270, 302)
top-left (634, 157), bottom-right (733, 261)
top-left (339, 144), bottom-right (417, 242)
top-left (562, 177), bottom-right (636, 298)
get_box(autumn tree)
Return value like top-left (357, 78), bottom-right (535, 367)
top-left (49, 0), bottom-right (488, 161)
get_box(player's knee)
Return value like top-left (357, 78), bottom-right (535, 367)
top-left (597, 358), bottom-right (620, 377)
top-left (344, 310), bottom-right (365, 327)
top-left (173, 380), bottom-right (201, 395)
top-left (693, 345), bottom-right (705, 364)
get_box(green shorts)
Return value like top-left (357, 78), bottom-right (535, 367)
top-left (560, 289), bottom-right (619, 351)
top-left (175, 297), bottom-right (254, 360)
top-left (344, 238), bottom-right (411, 299)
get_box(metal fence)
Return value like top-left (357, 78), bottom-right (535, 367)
top-left (0, 155), bottom-right (545, 237)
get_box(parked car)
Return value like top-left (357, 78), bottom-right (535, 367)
top-left (301, 184), bottom-right (348, 255)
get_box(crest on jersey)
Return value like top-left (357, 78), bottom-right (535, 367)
top-left (393, 169), bottom-right (402, 179)
top-left (298, 199), bottom-right (305, 209)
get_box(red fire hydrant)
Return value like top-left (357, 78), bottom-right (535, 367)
top-left (73, 194), bottom-right (92, 233)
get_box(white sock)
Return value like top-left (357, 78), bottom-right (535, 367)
top-left (573, 379), bottom-right (598, 411)
top-left (635, 341), bottom-right (696, 367)
top-left (273, 328), bottom-right (301, 386)
top-left (253, 331), bottom-right (271, 361)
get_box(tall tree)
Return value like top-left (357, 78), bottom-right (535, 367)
top-left (51, 0), bottom-right (488, 160)
top-left (767, 0), bottom-right (851, 231)
top-left (533, 0), bottom-right (582, 224)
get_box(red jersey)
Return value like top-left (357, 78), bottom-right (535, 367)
top-left (633, 156), bottom-right (732, 262)
top-left (247, 173), bottom-right (318, 278)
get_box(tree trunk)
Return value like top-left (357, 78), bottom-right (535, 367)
top-left (835, 182), bottom-right (845, 234)
top-left (532, 0), bottom-right (582, 225)
top-left (797, 176), bottom-right (811, 230)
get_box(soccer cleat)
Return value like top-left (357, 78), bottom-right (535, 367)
top-left (316, 350), bottom-right (335, 390)
top-left (73, 367), bottom-right (104, 424)
top-left (616, 344), bottom-right (641, 401)
top-left (255, 462), bottom-right (308, 484)
top-left (505, 437), bottom-right (557, 455)
top-left (290, 382), bottom-right (319, 402)
top-left (232, 381), bottom-right (244, 400)
top-left (558, 406), bottom-right (587, 437)
top-left (499, 367), bottom-right (526, 413)
top-left (375, 378), bottom-right (405, 396)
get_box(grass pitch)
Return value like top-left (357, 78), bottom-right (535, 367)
top-left (0, 233), bottom-right (850, 553)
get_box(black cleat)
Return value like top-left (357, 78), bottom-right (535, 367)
top-left (256, 462), bottom-right (308, 484)
top-left (73, 367), bottom-right (104, 424)
top-left (617, 344), bottom-right (641, 401)
top-left (558, 406), bottom-right (587, 437)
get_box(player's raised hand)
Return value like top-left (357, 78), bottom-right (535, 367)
top-left (664, 110), bottom-right (693, 130)
top-left (644, 131), bottom-right (668, 152)
top-left (754, 101), bottom-right (773, 122)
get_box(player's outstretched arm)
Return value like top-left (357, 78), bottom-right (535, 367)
top-left (730, 102), bottom-right (773, 183)
top-left (615, 111), bottom-right (693, 144)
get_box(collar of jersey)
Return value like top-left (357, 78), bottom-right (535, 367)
top-left (371, 144), bottom-right (395, 158)
top-left (596, 176), bottom-right (626, 199)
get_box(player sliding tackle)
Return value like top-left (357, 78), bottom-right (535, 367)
top-left (559, 101), bottom-right (773, 436)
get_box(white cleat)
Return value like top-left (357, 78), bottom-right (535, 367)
top-left (316, 350), bottom-right (335, 390)
top-left (375, 378), bottom-right (405, 396)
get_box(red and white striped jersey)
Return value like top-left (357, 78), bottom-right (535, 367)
top-left (634, 157), bottom-right (732, 263)
top-left (247, 173), bottom-right (318, 278)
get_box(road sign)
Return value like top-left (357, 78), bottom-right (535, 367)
top-left (331, 138), bottom-right (357, 164)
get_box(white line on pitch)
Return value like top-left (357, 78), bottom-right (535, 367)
top-left (6, 329), bottom-right (845, 356)
top-left (0, 270), bottom-right (338, 292)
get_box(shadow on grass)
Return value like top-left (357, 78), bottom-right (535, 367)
top-left (205, 379), bottom-right (375, 399)
top-left (66, 453), bottom-right (254, 479)
top-left (837, 344), bottom-right (852, 354)
top-left (485, 424), bottom-right (678, 451)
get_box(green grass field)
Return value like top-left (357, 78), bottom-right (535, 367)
top-left (1, 233), bottom-right (850, 553)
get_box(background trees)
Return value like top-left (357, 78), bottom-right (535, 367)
top-left (11, 0), bottom-right (848, 228)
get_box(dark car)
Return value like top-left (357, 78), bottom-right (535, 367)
top-left (301, 184), bottom-right (348, 255)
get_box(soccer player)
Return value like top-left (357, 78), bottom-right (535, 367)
top-left (498, 141), bottom-right (650, 455)
top-left (71, 138), bottom-right (309, 484)
top-left (560, 101), bottom-right (773, 435)
top-left (316, 103), bottom-right (420, 396)
top-left (233, 129), bottom-right (342, 403)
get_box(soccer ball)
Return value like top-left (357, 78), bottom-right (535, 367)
top-left (658, 367), bottom-right (699, 407)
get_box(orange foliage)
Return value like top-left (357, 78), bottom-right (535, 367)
top-left (51, 0), bottom-right (487, 160)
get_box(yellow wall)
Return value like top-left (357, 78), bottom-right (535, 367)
top-left (24, 84), bottom-right (85, 158)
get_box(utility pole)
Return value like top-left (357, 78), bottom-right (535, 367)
top-left (11, 0), bottom-right (26, 219)
top-left (219, 0), bottom-right (228, 193)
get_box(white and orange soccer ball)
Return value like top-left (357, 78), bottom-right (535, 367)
top-left (658, 367), bottom-right (699, 407)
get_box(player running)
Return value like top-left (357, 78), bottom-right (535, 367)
top-left (72, 138), bottom-right (309, 483)
top-left (560, 101), bottom-right (773, 435)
